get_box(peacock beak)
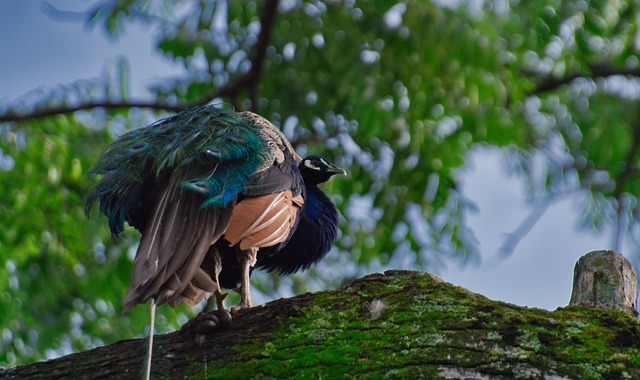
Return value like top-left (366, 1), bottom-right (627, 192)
top-left (327, 164), bottom-right (347, 176)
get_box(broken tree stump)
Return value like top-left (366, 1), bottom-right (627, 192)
top-left (569, 250), bottom-right (638, 318)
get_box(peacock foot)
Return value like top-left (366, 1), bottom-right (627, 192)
top-left (180, 309), bottom-right (232, 338)
top-left (230, 304), bottom-right (250, 315)
top-left (230, 294), bottom-right (252, 315)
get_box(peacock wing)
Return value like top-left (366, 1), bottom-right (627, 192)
top-left (122, 175), bottom-right (234, 312)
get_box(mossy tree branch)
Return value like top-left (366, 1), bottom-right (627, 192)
top-left (2, 270), bottom-right (639, 379)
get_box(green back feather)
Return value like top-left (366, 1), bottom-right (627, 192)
top-left (86, 106), bottom-right (271, 235)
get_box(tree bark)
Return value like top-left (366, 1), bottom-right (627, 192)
top-left (2, 270), bottom-right (639, 379)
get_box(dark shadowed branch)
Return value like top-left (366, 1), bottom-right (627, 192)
top-left (0, 100), bottom-right (187, 123)
top-left (529, 63), bottom-right (640, 95)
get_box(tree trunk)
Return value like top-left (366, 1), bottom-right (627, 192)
top-left (2, 270), bottom-right (639, 379)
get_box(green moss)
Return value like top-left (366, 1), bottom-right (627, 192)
top-left (184, 271), bottom-right (639, 379)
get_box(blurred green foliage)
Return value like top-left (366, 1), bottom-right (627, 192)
top-left (2, 0), bottom-right (640, 365)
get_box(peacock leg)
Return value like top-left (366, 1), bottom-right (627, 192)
top-left (210, 250), bottom-right (228, 310)
top-left (179, 248), bottom-right (233, 337)
top-left (232, 247), bottom-right (258, 312)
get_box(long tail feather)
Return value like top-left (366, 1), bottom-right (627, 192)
top-left (141, 300), bottom-right (156, 380)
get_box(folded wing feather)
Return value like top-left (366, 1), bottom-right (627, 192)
top-left (122, 176), bottom-right (234, 311)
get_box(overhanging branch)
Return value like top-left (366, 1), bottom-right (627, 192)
top-left (0, 100), bottom-right (186, 123)
top-left (529, 63), bottom-right (640, 95)
top-left (0, 0), bottom-right (280, 123)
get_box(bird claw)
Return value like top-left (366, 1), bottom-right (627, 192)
top-left (230, 305), bottom-right (249, 315)
top-left (230, 292), bottom-right (253, 315)
top-left (214, 290), bottom-right (228, 311)
top-left (180, 309), bottom-right (232, 337)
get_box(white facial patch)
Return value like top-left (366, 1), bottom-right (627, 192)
top-left (304, 159), bottom-right (321, 170)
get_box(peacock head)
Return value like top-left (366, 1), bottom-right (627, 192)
top-left (299, 155), bottom-right (346, 185)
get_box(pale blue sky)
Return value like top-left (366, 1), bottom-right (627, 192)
top-left (0, 0), bottom-right (182, 100)
top-left (0, 1), bottom-right (628, 311)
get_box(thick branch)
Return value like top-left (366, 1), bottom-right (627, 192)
top-left (0, 0), bottom-right (280, 123)
top-left (2, 270), bottom-right (639, 379)
top-left (529, 63), bottom-right (640, 95)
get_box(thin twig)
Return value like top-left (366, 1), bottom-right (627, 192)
top-left (497, 189), bottom-right (578, 258)
top-left (498, 200), bottom-right (550, 258)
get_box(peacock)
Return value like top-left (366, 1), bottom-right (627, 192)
top-left (216, 155), bottom-right (344, 290)
top-left (86, 106), bottom-right (344, 323)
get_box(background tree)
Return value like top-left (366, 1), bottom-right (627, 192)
top-left (1, 0), bottom-right (640, 365)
